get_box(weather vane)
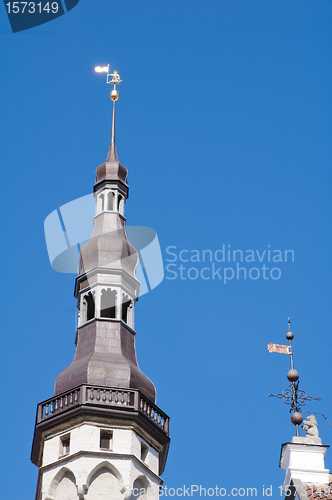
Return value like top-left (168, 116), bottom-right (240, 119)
top-left (268, 319), bottom-right (321, 436)
top-left (94, 64), bottom-right (122, 101)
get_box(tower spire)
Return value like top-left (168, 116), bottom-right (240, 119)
top-left (31, 69), bottom-right (170, 499)
top-left (106, 98), bottom-right (118, 161)
top-left (93, 67), bottom-right (127, 191)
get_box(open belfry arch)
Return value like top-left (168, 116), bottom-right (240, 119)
top-left (31, 68), bottom-right (170, 500)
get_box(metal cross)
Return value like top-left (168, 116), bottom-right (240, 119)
top-left (269, 383), bottom-right (320, 413)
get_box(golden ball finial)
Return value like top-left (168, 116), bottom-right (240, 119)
top-left (110, 89), bottom-right (119, 101)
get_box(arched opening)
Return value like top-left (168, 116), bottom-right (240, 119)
top-left (86, 462), bottom-right (122, 500)
top-left (100, 289), bottom-right (116, 319)
top-left (49, 468), bottom-right (77, 500)
top-left (100, 193), bottom-right (105, 212)
top-left (117, 194), bottom-right (122, 212)
top-left (84, 292), bottom-right (95, 322)
top-left (122, 299), bottom-right (131, 324)
top-left (108, 191), bottom-right (114, 211)
top-left (130, 476), bottom-right (150, 500)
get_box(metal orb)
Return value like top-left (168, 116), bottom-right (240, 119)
top-left (110, 90), bottom-right (119, 101)
top-left (286, 331), bottom-right (294, 340)
top-left (287, 369), bottom-right (299, 382)
top-left (291, 412), bottom-right (303, 425)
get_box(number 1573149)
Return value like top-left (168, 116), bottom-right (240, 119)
top-left (5, 2), bottom-right (59, 13)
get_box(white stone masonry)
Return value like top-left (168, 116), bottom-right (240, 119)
top-left (40, 423), bottom-right (161, 500)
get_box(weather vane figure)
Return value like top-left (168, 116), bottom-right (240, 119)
top-left (94, 64), bottom-right (122, 100)
top-left (268, 319), bottom-right (320, 436)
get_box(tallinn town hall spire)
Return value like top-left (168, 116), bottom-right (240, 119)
top-left (31, 69), bottom-right (170, 500)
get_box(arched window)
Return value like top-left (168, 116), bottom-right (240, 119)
top-left (108, 191), bottom-right (114, 211)
top-left (100, 193), bottom-right (104, 212)
top-left (117, 194), bottom-right (122, 212)
top-left (49, 469), bottom-right (77, 500)
top-left (122, 299), bottom-right (131, 324)
top-left (100, 289), bottom-right (116, 319)
top-left (131, 476), bottom-right (150, 500)
top-left (84, 292), bottom-right (95, 322)
top-left (86, 467), bottom-right (121, 500)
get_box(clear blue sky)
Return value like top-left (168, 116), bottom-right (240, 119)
top-left (1, 1), bottom-right (332, 498)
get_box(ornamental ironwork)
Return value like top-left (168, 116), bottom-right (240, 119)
top-left (268, 318), bottom-right (320, 434)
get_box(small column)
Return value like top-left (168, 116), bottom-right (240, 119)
top-left (116, 289), bottom-right (121, 320)
top-left (79, 295), bottom-right (86, 326)
top-left (108, 191), bottom-right (114, 211)
top-left (128, 301), bottom-right (134, 329)
top-left (103, 190), bottom-right (109, 211)
top-left (94, 286), bottom-right (101, 318)
top-left (96, 194), bottom-right (102, 214)
top-left (114, 191), bottom-right (119, 214)
top-left (119, 196), bottom-right (124, 216)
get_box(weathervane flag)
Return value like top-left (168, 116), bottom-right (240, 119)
top-left (95, 66), bottom-right (109, 73)
top-left (267, 342), bottom-right (291, 354)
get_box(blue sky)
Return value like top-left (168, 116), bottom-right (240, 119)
top-left (1, 1), bottom-right (332, 498)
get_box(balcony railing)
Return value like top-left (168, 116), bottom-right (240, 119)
top-left (36, 385), bottom-right (169, 436)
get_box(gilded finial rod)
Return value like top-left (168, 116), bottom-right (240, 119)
top-left (111, 100), bottom-right (116, 146)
